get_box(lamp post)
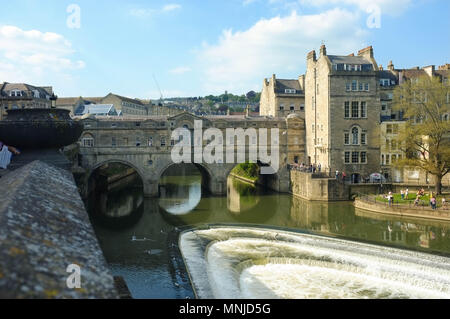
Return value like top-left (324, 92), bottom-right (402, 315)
top-left (380, 170), bottom-right (383, 195)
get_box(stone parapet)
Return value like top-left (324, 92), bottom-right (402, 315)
top-left (0, 161), bottom-right (118, 298)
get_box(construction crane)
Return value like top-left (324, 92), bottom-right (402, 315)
top-left (152, 74), bottom-right (164, 106)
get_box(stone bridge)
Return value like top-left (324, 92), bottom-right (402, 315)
top-left (76, 112), bottom-right (305, 197)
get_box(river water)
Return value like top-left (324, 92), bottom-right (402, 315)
top-left (87, 170), bottom-right (450, 299)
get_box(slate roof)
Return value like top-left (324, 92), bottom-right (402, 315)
top-left (275, 79), bottom-right (303, 94)
top-left (327, 55), bottom-right (372, 65)
top-left (107, 93), bottom-right (145, 106)
top-left (0, 82), bottom-right (53, 99)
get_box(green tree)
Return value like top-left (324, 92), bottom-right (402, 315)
top-left (393, 75), bottom-right (450, 194)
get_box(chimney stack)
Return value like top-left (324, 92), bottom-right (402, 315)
top-left (357, 45), bottom-right (374, 59)
top-left (307, 50), bottom-right (317, 62)
top-left (387, 61), bottom-right (394, 71)
top-left (320, 44), bottom-right (327, 57)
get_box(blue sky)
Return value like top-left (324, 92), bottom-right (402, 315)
top-left (0, 0), bottom-right (448, 99)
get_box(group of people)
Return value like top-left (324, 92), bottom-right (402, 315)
top-left (386, 188), bottom-right (447, 210)
top-left (0, 141), bottom-right (20, 170)
top-left (335, 170), bottom-right (347, 182)
top-left (290, 162), bottom-right (322, 174)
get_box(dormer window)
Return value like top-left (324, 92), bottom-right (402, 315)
top-left (285, 89), bottom-right (296, 94)
top-left (34, 90), bottom-right (40, 98)
top-left (9, 90), bottom-right (22, 97)
top-left (380, 79), bottom-right (390, 87)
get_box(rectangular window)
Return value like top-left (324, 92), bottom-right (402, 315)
top-left (346, 83), bottom-right (351, 91)
top-left (352, 80), bottom-right (357, 91)
top-left (161, 137), bottom-right (166, 147)
top-left (345, 152), bottom-right (350, 164)
top-left (344, 133), bottom-right (349, 145)
top-left (386, 154), bottom-right (390, 165)
top-left (344, 102), bottom-right (350, 118)
top-left (360, 152), bottom-right (367, 164)
top-left (361, 133), bottom-right (366, 145)
top-left (279, 104), bottom-right (285, 111)
top-left (360, 102), bottom-right (367, 118)
top-left (359, 83), bottom-right (363, 91)
top-left (352, 152), bottom-right (359, 163)
top-left (112, 137), bottom-right (116, 147)
top-left (300, 104), bottom-right (305, 111)
top-left (386, 124), bottom-right (393, 134)
top-left (82, 138), bottom-right (94, 147)
top-left (148, 137), bottom-right (153, 147)
top-left (290, 105), bottom-right (295, 111)
top-left (352, 102), bottom-right (359, 118)
top-left (381, 103), bottom-right (387, 111)
top-left (364, 83), bottom-right (369, 91)
top-left (136, 138), bottom-right (141, 147)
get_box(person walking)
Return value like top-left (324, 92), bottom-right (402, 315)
top-left (430, 196), bottom-right (437, 210)
top-left (400, 189), bottom-right (404, 200)
top-left (387, 192), bottom-right (393, 207)
top-left (405, 188), bottom-right (409, 200)
top-left (335, 170), bottom-right (339, 180)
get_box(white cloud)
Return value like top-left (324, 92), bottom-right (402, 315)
top-left (162, 4), bottom-right (182, 12)
top-left (129, 8), bottom-right (156, 18)
top-left (0, 25), bottom-right (84, 85)
top-left (299, 0), bottom-right (412, 16)
top-left (169, 66), bottom-right (192, 74)
top-left (130, 3), bottom-right (181, 18)
top-left (197, 9), bottom-right (368, 94)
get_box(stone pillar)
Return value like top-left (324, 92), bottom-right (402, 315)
top-left (143, 180), bottom-right (159, 198)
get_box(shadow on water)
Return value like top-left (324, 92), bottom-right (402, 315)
top-left (86, 170), bottom-right (450, 298)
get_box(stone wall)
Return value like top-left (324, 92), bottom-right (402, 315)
top-left (0, 161), bottom-right (118, 298)
top-left (290, 169), bottom-right (350, 201)
top-left (354, 198), bottom-right (450, 221)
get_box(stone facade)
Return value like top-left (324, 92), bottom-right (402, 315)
top-left (260, 74), bottom-right (305, 118)
top-left (0, 82), bottom-right (56, 120)
top-left (76, 112), bottom-right (305, 197)
top-left (305, 45), bottom-right (381, 181)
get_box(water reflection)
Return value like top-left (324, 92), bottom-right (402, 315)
top-left (88, 174), bottom-right (450, 299)
top-left (159, 175), bottom-right (202, 215)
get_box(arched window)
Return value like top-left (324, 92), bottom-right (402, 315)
top-left (81, 134), bottom-right (94, 147)
top-left (352, 127), bottom-right (359, 145)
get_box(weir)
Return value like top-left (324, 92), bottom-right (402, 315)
top-left (180, 226), bottom-right (450, 299)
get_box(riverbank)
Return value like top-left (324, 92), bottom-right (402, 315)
top-left (229, 172), bottom-right (259, 186)
top-left (354, 197), bottom-right (450, 221)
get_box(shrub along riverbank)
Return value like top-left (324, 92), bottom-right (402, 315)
top-left (230, 162), bottom-right (259, 182)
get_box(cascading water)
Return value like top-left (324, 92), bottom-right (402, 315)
top-left (180, 226), bottom-right (450, 299)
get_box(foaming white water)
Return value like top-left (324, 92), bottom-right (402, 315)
top-left (179, 227), bottom-right (450, 299)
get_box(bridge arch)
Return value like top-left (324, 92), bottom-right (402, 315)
top-left (157, 162), bottom-right (214, 195)
top-left (225, 161), bottom-right (282, 192)
top-left (86, 159), bottom-right (150, 196)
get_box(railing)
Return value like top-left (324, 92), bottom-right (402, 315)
top-left (356, 193), bottom-right (447, 211)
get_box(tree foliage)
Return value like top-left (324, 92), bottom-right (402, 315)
top-left (392, 75), bottom-right (450, 194)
